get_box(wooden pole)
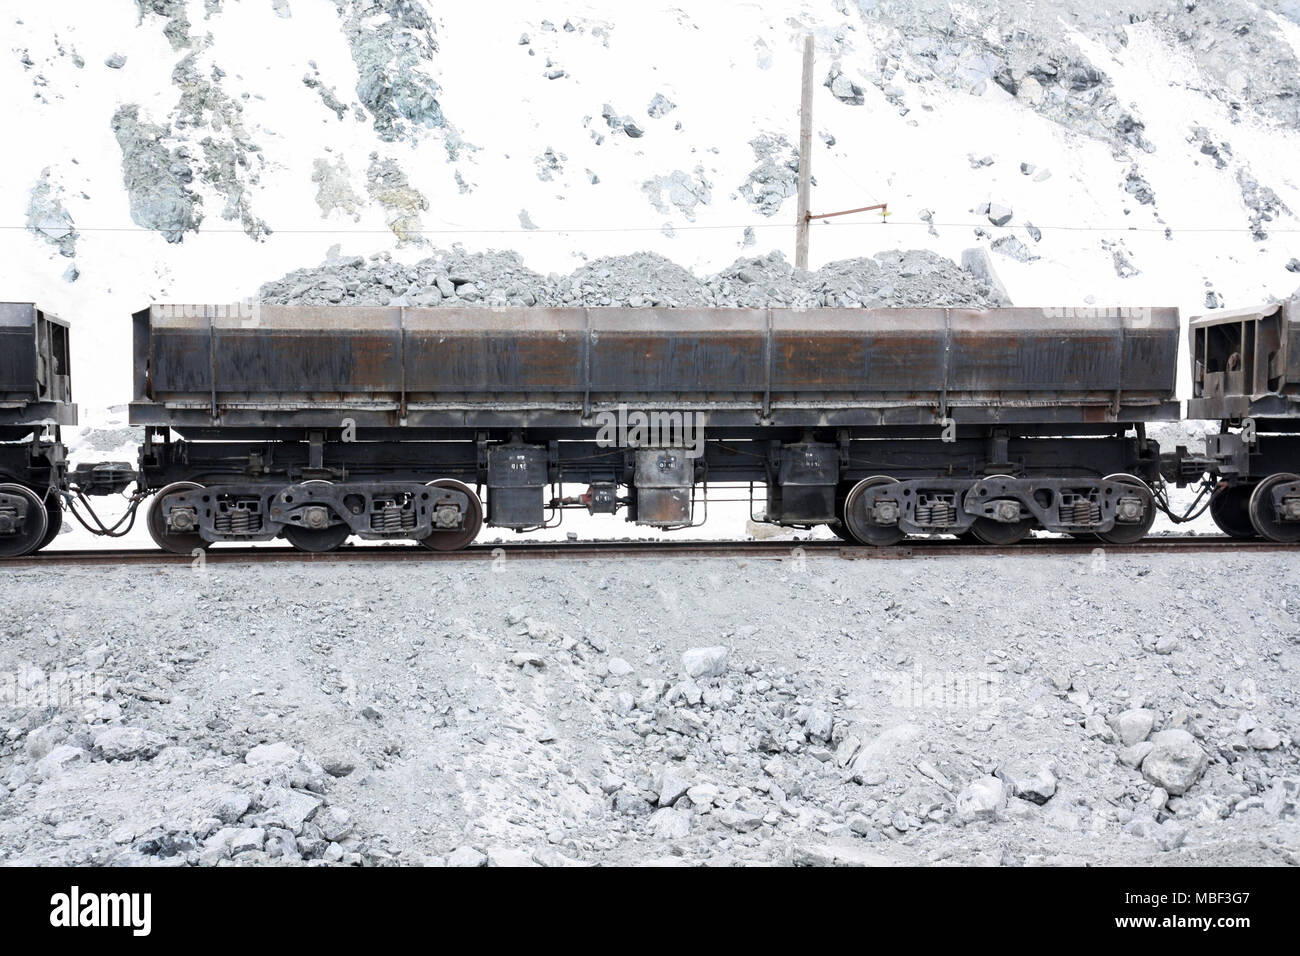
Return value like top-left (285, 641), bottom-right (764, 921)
top-left (795, 34), bottom-right (813, 271)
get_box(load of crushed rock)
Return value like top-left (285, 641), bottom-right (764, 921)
top-left (258, 247), bottom-right (1007, 309)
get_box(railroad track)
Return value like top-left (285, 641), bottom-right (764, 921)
top-left (0, 535), bottom-right (1295, 568)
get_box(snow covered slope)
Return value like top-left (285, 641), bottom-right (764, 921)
top-left (6, 0), bottom-right (1300, 410)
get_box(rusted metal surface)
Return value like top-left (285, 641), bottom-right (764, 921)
top-left (633, 448), bottom-right (695, 525)
top-left (1188, 297), bottom-right (1300, 420)
top-left (130, 304), bottom-right (1181, 430)
top-left (2, 535), bottom-right (1294, 568)
top-left (0, 303), bottom-right (76, 431)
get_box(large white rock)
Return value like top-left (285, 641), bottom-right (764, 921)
top-left (686, 783), bottom-right (719, 806)
top-left (955, 777), bottom-right (1007, 823)
top-left (447, 846), bottom-right (487, 867)
top-left (245, 742), bottom-right (300, 766)
top-left (714, 807), bottom-right (763, 832)
top-left (1110, 708), bottom-right (1157, 747)
top-left (647, 807), bottom-right (691, 840)
top-left (1247, 728), bottom-right (1282, 751)
top-left (24, 725), bottom-right (64, 761)
top-left (1141, 729), bottom-right (1208, 796)
top-left (34, 744), bottom-right (88, 781)
top-left (996, 760), bottom-right (1057, 804)
top-left (1118, 741), bottom-right (1155, 768)
top-left (257, 787), bottom-right (323, 833)
top-left (657, 768), bottom-right (692, 807)
top-left (228, 827), bottom-right (266, 856)
top-left (681, 646), bottom-right (729, 679)
top-left (487, 846), bottom-right (538, 867)
top-left (92, 726), bottom-right (167, 761)
top-left (804, 708), bottom-right (834, 743)
top-left (208, 790), bottom-right (252, 825)
top-left (314, 805), bottom-right (354, 842)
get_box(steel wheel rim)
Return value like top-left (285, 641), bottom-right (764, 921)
top-left (420, 479), bottom-right (483, 551)
top-left (1248, 473), bottom-right (1300, 542)
top-left (1209, 484), bottom-right (1257, 539)
top-left (282, 480), bottom-right (350, 551)
top-left (1095, 473), bottom-right (1156, 545)
top-left (284, 523), bottom-right (352, 552)
top-left (828, 520), bottom-right (856, 542)
top-left (147, 481), bottom-right (209, 555)
top-left (967, 474), bottom-right (1033, 544)
top-left (36, 489), bottom-right (63, 552)
top-left (0, 483), bottom-right (49, 557)
top-left (969, 516), bottom-right (1033, 545)
top-left (841, 476), bottom-right (905, 547)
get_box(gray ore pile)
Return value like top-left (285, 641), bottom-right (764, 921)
top-left (258, 248), bottom-right (1008, 310)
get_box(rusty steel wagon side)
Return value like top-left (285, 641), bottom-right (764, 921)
top-left (0, 302), bottom-right (75, 556)
top-left (1176, 297), bottom-right (1300, 541)
top-left (90, 301), bottom-right (1186, 553)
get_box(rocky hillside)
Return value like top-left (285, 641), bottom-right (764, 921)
top-left (6, 0), bottom-right (1300, 405)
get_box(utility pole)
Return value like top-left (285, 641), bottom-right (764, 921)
top-left (795, 34), bottom-right (813, 271)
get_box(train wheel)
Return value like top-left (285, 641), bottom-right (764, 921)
top-left (841, 476), bottom-right (905, 547)
top-left (969, 516), bottom-right (1033, 545)
top-left (1209, 484), bottom-right (1258, 538)
top-left (147, 481), bottom-right (209, 555)
top-left (35, 490), bottom-right (63, 552)
top-left (1095, 474), bottom-right (1156, 545)
top-left (0, 484), bottom-right (49, 557)
top-left (1248, 473), bottom-right (1300, 543)
top-left (828, 521), bottom-right (855, 542)
top-left (284, 524), bottom-right (352, 552)
top-left (965, 474), bottom-right (1032, 544)
top-left (283, 480), bottom-right (350, 552)
top-left (419, 479), bottom-right (483, 551)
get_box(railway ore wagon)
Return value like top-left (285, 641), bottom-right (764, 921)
top-left (1184, 296), bottom-right (1300, 541)
top-left (0, 303), bottom-right (75, 556)
top-left (119, 303), bottom-right (1181, 552)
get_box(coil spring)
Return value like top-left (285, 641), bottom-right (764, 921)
top-left (214, 507), bottom-right (257, 535)
top-left (230, 509), bottom-right (255, 535)
top-left (1069, 499), bottom-right (1100, 526)
top-left (914, 500), bottom-right (955, 527)
top-left (373, 504), bottom-right (414, 534)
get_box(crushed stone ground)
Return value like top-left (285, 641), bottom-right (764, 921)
top-left (1, 552), bottom-right (1295, 866)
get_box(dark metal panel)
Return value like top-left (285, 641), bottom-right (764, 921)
top-left (947, 309), bottom-right (1120, 391)
top-left (0, 304), bottom-right (76, 426)
top-left (134, 302), bottom-right (1184, 428)
top-left (406, 308), bottom-right (584, 393)
top-left (0, 303), bottom-right (37, 398)
top-left (1122, 326), bottom-right (1180, 393)
top-left (1284, 299), bottom-right (1300, 386)
top-left (588, 308), bottom-right (768, 393)
top-left (133, 308), bottom-right (151, 401)
top-left (1187, 298), bottom-right (1299, 419)
top-left (214, 306), bottom-right (402, 395)
top-left (150, 329), bottom-right (215, 393)
top-left (770, 308), bottom-right (947, 392)
top-left (212, 329), bottom-right (403, 394)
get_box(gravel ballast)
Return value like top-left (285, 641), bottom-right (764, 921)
top-left (0, 552), bottom-right (1295, 866)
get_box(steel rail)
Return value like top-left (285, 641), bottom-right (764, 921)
top-left (0, 536), bottom-right (1294, 568)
